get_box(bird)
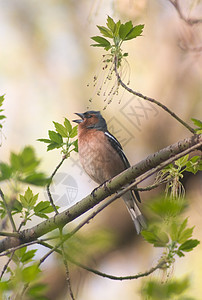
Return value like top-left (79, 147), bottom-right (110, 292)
top-left (73, 110), bottom-right (146, 234)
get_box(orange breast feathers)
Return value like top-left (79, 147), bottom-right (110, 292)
top-left (78, 128), bottom-right (126, 184)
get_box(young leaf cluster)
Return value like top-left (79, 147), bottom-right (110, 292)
top-left (141, 276), bottom-right (195, 300)
top-left (158, 154), bottom-right (202, 199)
top-left (91, 16), bottom-right (144, 66)
top-left (0, 187), bottom-right (57, 224)
top-left (0, 94), bottom-right (6, 130)
top-left (0, 247), bottom-right (47, 299)
top-left (191, 118), bottom-right (202, 134)
top-left (0, 146), bottom-right (49, 187)
top-left (141, 197), bottom-right (200, 265)
top-left (38, 118), bottom-right (78, 155)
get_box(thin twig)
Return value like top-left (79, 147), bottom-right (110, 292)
top-left (0, 251), bottom-right (15, 279)
top-left (38, 239), bottom-right (167, 281)
top-left (46, 155), bottom-right (67, 215)
top-left (66, 254), bottom-right (167, 280)
top-left (0, 188), bottom-right (17, 232)
top-left (59, 227), bottom-right (75, 300)
top-left (36, 238), bottom-right (167, 281)
top-left (114, 56), bottom-right (195, 134)
top-left (168, 0), bottom-right (202, 25)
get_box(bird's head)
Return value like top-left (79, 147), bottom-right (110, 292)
top-left (73, 111), bottom-right (107, 131)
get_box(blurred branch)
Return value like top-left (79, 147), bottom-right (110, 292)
top-left (66, 255), bottom-right (167, 281)
top-left (0, 252), bottom-right (15, 280)
top-left (114, 56), bottom-right (195, 134)
top-left (59, 227), bottom-right (75, 300)
top-left (0, 189), bottom-right (17, 232)
top-left (0, 134), bottom-right (201, 254)
top-left (168, 0), bottom-right (202, 25)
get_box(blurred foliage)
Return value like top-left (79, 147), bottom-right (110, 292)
top-left (0, 247), bottom-right (48, 300)
top-left (191, 118), bottom-right (202, 134)
top-left (141, 195), bottom-right (199, 300)
top-left (0, 146), bottom-right (49, 187)
top-left (0, 95), bottom-right (6, 131)
top-left (62, 228), bottom-right (116, 263)
top-left (141, 276), bottom-right (196, 300)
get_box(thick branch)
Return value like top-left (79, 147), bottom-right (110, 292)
top-left (0, 134), bottom-right (201, 253)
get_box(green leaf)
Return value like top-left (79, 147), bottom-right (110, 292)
top-left (0, 163), bottom-right (12, 181)
top-left (91, 43), bottom-right (111, 51)
top-left (106, 16), bottom-right (116, 33)
top-left (10, 152), bottom-right (21, 170)
top-left (53, 121), bottom-right (68, 138)
top-left (178, 227), bottom-right (194, 244)
top-left (176, 250), bottom-right (185, 257)
top-left (47, 142), bottom-right (61, 151)
top-left (149, 197), bottom-right (186, 219)
top-left (69, 125), bottom-right (78, 138)
top-left (10, 146), bottom-right (40, 174)
top-left (21, 249), bottom-right (37, 263)
top-left (175, 154), bottom-right (189, 168)
top-left (114, 20), bottom-right (121, 37)
top-left (179, 239), bottom-right (200, 252)
top-left (23, 172), bottom-right (50, 186)
top-left (124, 24), bottom-right (144, 40)
top-left (72, 139), bottom-right (78, 152)
top-left (22, 264), bottom-right (41, 283)
top-left (191, 118), bottom-right (202, 128)
top-left (141, 230), bottom-right (158, 245)
top-left (48, 130), bottom-right (63, 144)
top-left (64, 118), bottom-right (72, 133)
top-left (12, 199), bottom-right (23, 214)
top-left (0, 95), bottom-right (5, 106)
top-left (19, 187), bottom-right (38, 209)
top-left (20, 146), bottom-right (40, 173)
top-left (37, 138), bottom-right (52, 144)
top-left (119, 21), bottom-right (133, 40)
top-left (142, 277), bottom-right (190, 298)
top-left (185, 156), bottom-right (202, 174)
top-left (91, 36), bottom-right (111, 49)
top-left (28, 283), bottom-right (47, 298)
top-left (170, 218), bottom-right (194, 243)
top-left (0, 115), bottom-right (6, 120)
top-left (34, 201), bottom-right (55, 218)
top-left (97, 25), bottom-right (113, 38)
top-left (0, 280), bottom-right (9, 291)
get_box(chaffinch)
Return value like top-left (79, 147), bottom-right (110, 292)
top-left (73, 110), bottom-right (146, 234)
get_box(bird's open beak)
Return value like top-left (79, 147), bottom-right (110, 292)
top-left (73, 113), bottom-right (84, 124)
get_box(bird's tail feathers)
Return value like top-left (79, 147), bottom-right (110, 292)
top-left (122, 191), bottom-right (146, 234)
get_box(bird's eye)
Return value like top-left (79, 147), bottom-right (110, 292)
top-left (87, 115), bottom-right (93, 119)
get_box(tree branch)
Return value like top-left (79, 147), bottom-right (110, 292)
top-left (0, 134), bottom-right (201, 253)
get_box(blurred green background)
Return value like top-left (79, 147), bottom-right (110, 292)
top-left (0, 0), bottom-right (202, 299)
